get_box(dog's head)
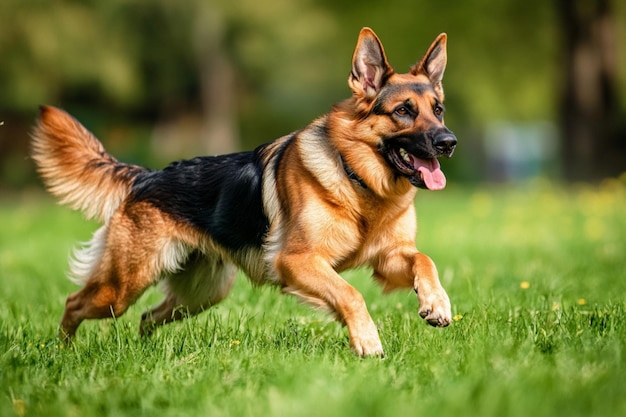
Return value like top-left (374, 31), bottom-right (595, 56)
top-left (347, 28), bottom-right (456, 191)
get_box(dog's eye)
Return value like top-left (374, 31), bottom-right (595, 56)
top-left (433, 105), bottom-right (444, 117)
top-left (394, 106), bottom-right (410, 116)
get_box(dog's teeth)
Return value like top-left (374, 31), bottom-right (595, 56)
top-left (399, 148), bottom-right (411, 163)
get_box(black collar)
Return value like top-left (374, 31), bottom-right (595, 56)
top-left (340, 155), bottom-right (369, 190)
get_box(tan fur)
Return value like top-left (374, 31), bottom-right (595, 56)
top-left (31, 106), bottom-right (146, 222)
top-left (33, 28), bottom-right (454, 357)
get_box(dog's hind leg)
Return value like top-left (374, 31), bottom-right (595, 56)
top-left (59, 203), bottom-right (189, 341)
top-left (59, 238), bottom-right (161, 341)
top-left (139, 251), bottom-right (237, 335)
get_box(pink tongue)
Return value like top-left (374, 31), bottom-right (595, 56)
top-left (413, 157), bottom-right (446, 190)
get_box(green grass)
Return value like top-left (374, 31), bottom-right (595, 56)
top-left (1, 179), bottom-right (626, 417)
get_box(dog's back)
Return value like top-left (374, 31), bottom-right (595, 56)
top-left (129, 153), bottom-right (268, 252)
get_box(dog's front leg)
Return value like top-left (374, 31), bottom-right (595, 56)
top-left (412, 252), bottom-right (451, 327)
top-left (277, 253), bottom-right (384, 357)
top-left (375, 250), bottom-right (451, 327)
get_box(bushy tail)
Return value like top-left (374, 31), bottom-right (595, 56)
top-left (31, 106), bottom-right (147, 222)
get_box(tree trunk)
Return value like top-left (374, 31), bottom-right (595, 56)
top-left (557, 0), bottom-right (624, 181)
top-left (194, 8), bottom-right (239, 155)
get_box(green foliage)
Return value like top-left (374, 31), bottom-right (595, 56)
top-left (0, 0), bottom-right (578, 122)
top-left (1, 181), bottom-right (626, 416)
top-left (2, 0), bottom-right (626, 187)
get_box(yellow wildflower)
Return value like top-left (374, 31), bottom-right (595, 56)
top-left (12, 399), bottom-right (26, 417)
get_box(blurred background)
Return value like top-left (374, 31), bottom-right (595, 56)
top-left (1, 0), bottom-right (625, 190)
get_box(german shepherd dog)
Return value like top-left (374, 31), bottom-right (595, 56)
top-left (32, 28), bottom-right (456, 356)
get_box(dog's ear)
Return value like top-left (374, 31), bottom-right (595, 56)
top-left (411, 33), bottom-right (447, 99)
top-left (349, 28), bottom-right (394, 99)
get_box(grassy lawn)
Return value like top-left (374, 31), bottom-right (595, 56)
top-left (1, 179), bottom-right (625, 417)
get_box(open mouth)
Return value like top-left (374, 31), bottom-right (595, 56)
top-left (388, 147), bottom-right (447, 190)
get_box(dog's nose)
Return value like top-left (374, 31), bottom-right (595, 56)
top-left (433, 132), bottom-right (457, 157)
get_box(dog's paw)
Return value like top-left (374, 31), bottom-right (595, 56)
top-left (417, 287), bottom-right (452, 328)
top-left (58, 327), bottom-right (74, 345)
top-left (349, 322), bottom-right (385, 357)
top-left (351, 334), bottom-right (385, 357)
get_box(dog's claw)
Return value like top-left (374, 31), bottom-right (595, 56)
top-left (426, 316), bottom-right (450, 327)
top-left (419, 308), bottom-right (449, 327)
top-left (417, 287), bottom-right (452, 328)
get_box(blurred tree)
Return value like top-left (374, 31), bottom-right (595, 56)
top-left (193, 4), bottom-right (238, 154)
top-left (557, 0), bottom-right (625, 181)
top-left (0, 0), bottom-right (624, 187)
